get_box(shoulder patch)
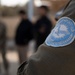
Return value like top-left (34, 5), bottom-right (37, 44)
top-left (45, 17), bottom-right (75, 47)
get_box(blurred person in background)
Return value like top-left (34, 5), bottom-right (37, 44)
top-left (15, 10), bottom-right (33, 64)
top-left (34, 5), bottom-right (53, 50)
top-left (0, 22), bottom-right (9, 75)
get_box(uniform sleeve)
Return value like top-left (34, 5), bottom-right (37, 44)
top-left (17, 61), bottom-right (27, 75)
top-left (17, 49), bottom-right (41, 75)
top-left (61, 0), bottom-right (75, 21)
top-left (17, 44), bottom-right (46, 75)
top-left (17, 59), bottom-right (38, 75)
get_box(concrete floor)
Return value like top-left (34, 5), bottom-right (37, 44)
top-left (0, 41), bottom-right (35, 75)
top-left (0, 50), bottom-right (19, 75)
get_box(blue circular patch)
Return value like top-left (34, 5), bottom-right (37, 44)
top-left (45, 17), bottom-right (75, 47)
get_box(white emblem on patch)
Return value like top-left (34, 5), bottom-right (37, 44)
top-left (45, 17), bottom-right (75, 47)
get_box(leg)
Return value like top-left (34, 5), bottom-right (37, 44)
top-left (1, 47), bottom-right (9, 73)
top-left (0, 52), bottom-right (2, 74)
top-left (17, 45), bottom-right (28, 64)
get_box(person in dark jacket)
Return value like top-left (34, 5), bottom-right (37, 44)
top-left (15, 10), bottom-right (33, 64)
top-left (35, 6), bottom-right (52, 50)
top-left (17, 0), bottom-right (75, 75)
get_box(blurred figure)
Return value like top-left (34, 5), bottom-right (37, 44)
top-left (15, 10), bottom-right (33, 64)
top-left (34, 5), bottom-right (52, 50)
top-left (0, 22), bottom-right (9, 75)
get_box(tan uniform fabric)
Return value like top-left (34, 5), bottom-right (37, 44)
top-left (18, 41), bottom-right (75, 75)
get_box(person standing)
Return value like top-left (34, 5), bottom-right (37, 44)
top-left (15, 10), bottom-right (33, 64)
top-left (34, 5), bottom-right (52, 50)
top-left (0, 22), bottom-right (9, 75)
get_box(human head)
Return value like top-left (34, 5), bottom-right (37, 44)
top-left (19, 10), bottom-right (27, 19)
top-left (38, 5), bottom-right (49, 16)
